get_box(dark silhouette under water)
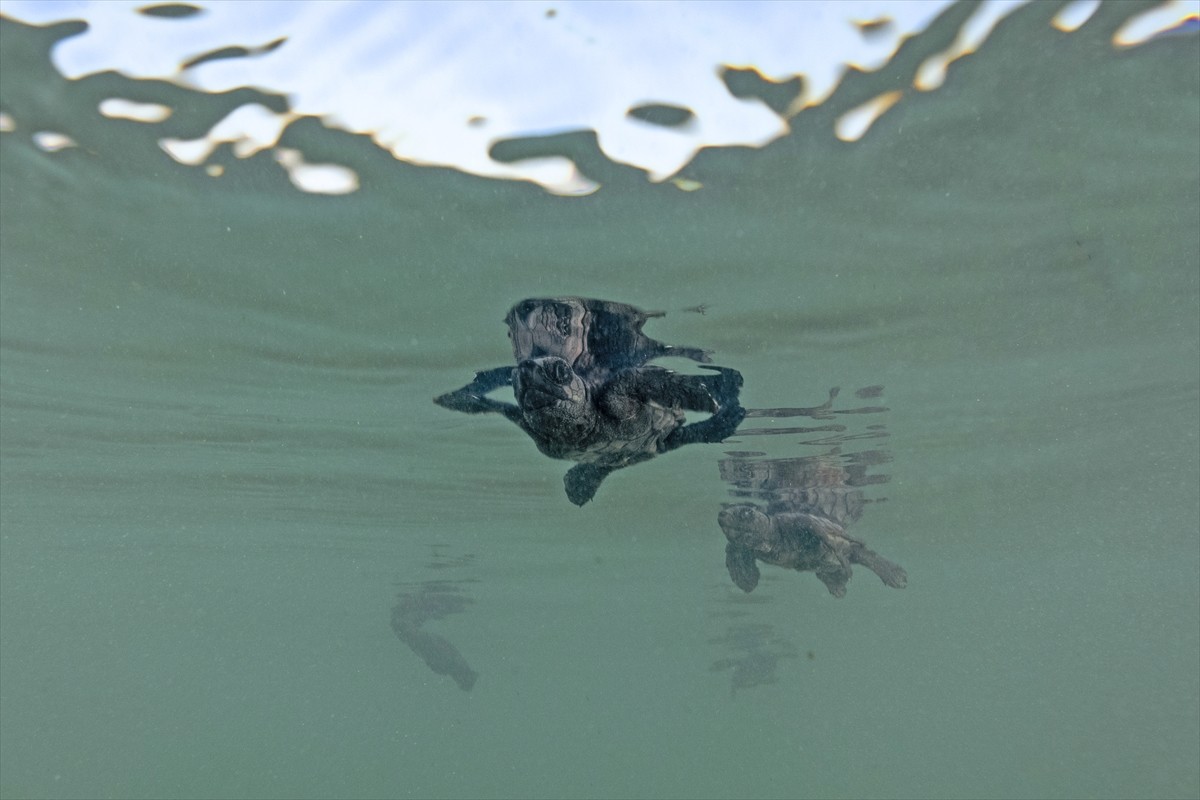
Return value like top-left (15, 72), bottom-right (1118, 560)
top-left (391, 579), bottom-right (478, 691)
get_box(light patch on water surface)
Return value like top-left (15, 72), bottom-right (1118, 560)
top-left (157, 101), bottom-right (374, 194)
top-left (0, 0), bottom-right (947, 191)
top-left (1052, 0), bottom-right (1103, 33)
top-left (98, 97), bottom-right (173, 122)
top-left (159, 101), bottom-right (292, 164)
top-left (1114, 0), bottom-right (1200, 46)
top-left (30, 130), bottom-right (77, 151)
top-left (835, 90), bottom-right (904, 142)
top-left (157, 136), bottom-right (210, 166)
top-left (913, 0), bottom-right (1029, 92)
top-left (273, 147), bottom-right (358, 195)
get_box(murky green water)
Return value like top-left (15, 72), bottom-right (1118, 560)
top-left (1, 5), bottom-right (1198, 799)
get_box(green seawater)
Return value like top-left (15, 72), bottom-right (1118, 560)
top-left (1, 5), bottom-right (1198, 799)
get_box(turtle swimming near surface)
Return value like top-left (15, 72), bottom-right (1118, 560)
top-left (716, 406), bottom-right (905, 597)
top-left (434, 297), bottom-right (745, 506)
top-left (719, 503), bottom-right (907, 597)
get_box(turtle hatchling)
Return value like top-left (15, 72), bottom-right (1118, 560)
top-left (719, 504), bottom-right (907, 597)
top-left (435, 297), bottom-right (745, 506)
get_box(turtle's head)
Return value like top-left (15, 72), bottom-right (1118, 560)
top-left (514, 357), bottom-right (595, 446)
top-left (718, 504), bottom-right (774, 550)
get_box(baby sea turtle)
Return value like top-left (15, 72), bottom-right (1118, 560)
top-left (717, 421), bottom-right (903, 597)
top-left (719, 505), bottom-right (907, 597)
top-left (435, 297), bottom-right (745, 506)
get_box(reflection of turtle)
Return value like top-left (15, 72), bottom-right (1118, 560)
top-left (435, 298), bottom-right (744, 505)
top-left (719, 504), bottom-right (907, 597)
top-left (708, 622), bottom-right (798, 696)
top-left (505, 297), bottom-right (712, 378)
top-left (392, 582), bottom-right (478, 691)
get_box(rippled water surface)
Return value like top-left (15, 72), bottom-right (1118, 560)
top-left (1, 5), bottom-right (1198, 799)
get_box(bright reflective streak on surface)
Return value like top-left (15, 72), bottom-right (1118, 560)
top-left (1051, 0), bottom-right (1101, 33)
top-left (835, 90), bottom-right (904, 142)
top-left (1113, 0), bottom-right (1200, 47)
top-left (158, 102), bottom-right (291, 165)
top-left (1, 0), bottom-right (1194, 194)
top-left (0, 0), bottom-right (954, 192)
top-left (273, 147), bottom-right (359, 195)
top-left (30, 130), bottom-right (77, 151)
top-left (914, 0), bottom-right (1029, 92)
top-left (158, 136), bottom-right (210, 166)
top-left (98, 97), bottom-right (173, 122)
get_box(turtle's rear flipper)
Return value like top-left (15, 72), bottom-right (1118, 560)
top-left (816, 568), bottom-right (851, 598)
top-left (851, 546), bottom-right (907, 589)
top-left (563, 463), bottom-right (616, 506)
top-left (725, 542), bottom-right (761, 593)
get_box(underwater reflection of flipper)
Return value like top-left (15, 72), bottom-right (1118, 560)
top-left (391, 579), bottom-right (479, 691)
top-left (708, 621), bottom-right (798, 697)
top-left (390, 614), bottom-right (478, 691)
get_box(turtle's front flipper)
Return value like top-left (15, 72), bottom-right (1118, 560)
top-left (850, 545), bottom-right (907, 589)
top-left (661, 344), bottom-right (713, 363)
top-left (563, 463), bottom-right (616, 506)
top-left (659, 366), bottom-right (745, 448)
top-left (725, 542), bottom-right (761, 593)
top-left (434, 366), bottom-right (522, 423)
top-left (696, 365), bottom-right (743, 409)
top-left (663, 395), bottom-right (746, 450)
top-left (606, 367), bottom-right (717, 413)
